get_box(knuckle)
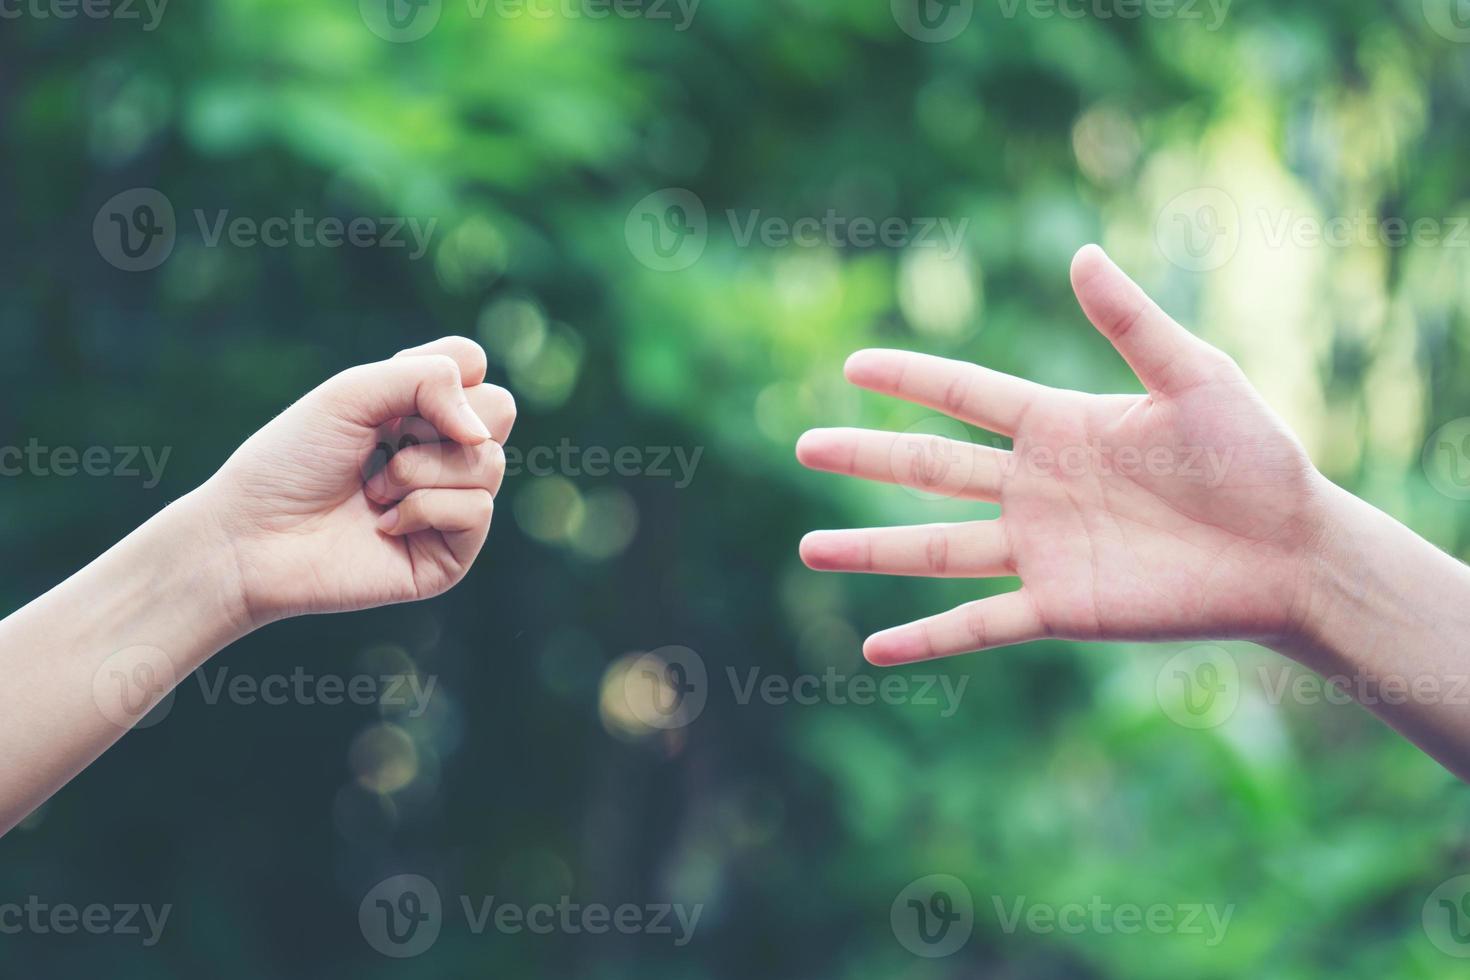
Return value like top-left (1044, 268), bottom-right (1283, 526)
top-left (498, 387), bottom-right (518, 426)
top-left (387, 448), bottom-right (426, 486)
top-left (941, 374), bottom-right (972, 416)
top-left (484, 440), bottom-right (507, 475)
top-left (1196, 342), bottom-right (1239, 378)
top-left (397, 493), bottom-right (424, 523)
top-left (423, 354), bottom-right (462, 387)
top-left (962, 603), bottom-right (989, 649)
top-left (446, 335), bottom-right (488, 370)
top-left (924, 531), bottom-right (951, 575)
top-left (465, 441), bottom-right (506, 482)
top-left (471, 489), bottom-right (495, 522)
top-left (323, 363), bottom-right (369, 398)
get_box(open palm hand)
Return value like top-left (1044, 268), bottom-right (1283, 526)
top-left (798, 246), bottom-right (1330, 665)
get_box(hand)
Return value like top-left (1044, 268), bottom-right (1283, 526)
top-left (797, 245), bottom-right (1333, 666)
top-left (195, 336), bottom-right (516, 628)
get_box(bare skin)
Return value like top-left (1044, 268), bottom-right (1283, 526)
top-left (0, 336), bottom-right (514, 835)
top-left (800, 245), bottom-right (1470, 779)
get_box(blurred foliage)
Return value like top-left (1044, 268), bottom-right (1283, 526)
top-left (5, 0), bottom-right (1470, 977)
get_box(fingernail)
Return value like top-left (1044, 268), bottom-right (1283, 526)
top-left (377, 508), bottom-right (400, 532)
top-left (460, 404), bottom-right (491, 442)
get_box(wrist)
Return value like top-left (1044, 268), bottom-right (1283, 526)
top-left (1280, 472), bottom-right (1470, 675)
top-left (1279, 474), bottom-right (1364, 670)
top-left (145, 486), bottom-right (260, 646)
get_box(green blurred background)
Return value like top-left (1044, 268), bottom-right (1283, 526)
top-left (5, 0), bottom-right (1470, 975)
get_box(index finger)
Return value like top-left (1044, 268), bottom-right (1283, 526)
top-left (395, 336), bottom-right (488, 388)
top-left (843, 349), bottom-right (1051, 437)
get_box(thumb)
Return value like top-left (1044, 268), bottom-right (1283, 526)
top-left (1070, 244), bottom-right (1219, 396)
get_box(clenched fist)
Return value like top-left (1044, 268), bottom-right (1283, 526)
top-left (198, 336), bottom-right (516, 627)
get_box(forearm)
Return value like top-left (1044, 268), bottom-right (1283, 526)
top-left (0, 490), bottom-right (250, 834)
top-left (1285, 477), bottom-right (1470, 779)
